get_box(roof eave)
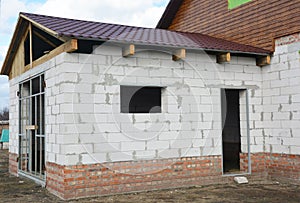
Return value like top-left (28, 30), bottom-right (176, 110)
top-left (65, 35), bottom-right (271, 57)
top-left (0, 16), bottom-right (25, 76)
top-left (156, 0), bottom-right (184, 29)
top-left (1, 13), bottom-right (67, 77)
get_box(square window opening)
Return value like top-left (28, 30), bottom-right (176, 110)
top-left (121, 86), bottom-right (162, 113)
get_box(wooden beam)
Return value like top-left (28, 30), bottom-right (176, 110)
top-left (66, 39), bottom-right (78, 53)
top-left (217, 52), bottom-right (230, 63)
top-left (25, 125), bottom-right (38, 130)
top-left (29, 22), bottom-right (33, 69)
top-left (122, 44), bottom-right (135, 57)
top-left (33, 30), bottom-right (57, 48)
top-left (256, 55), bottom-right (271, 67)
top-left (20, 14), bottom-right (67, 42)
top-left (24, 39), bottom-right (78, 71)
top-left (172, 48), bottom-right (186, 61)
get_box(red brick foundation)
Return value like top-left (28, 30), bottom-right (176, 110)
top-left (9, 153), bottom-right (18, 176)
top-left (8, 152), bottom-right (300, 200)
top-left (266, 153), bottom-right (300, 183)
top-left (46, 156), bottom-right (231, 199)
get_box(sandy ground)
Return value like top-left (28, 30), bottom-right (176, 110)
top-left (1, 149), bottom-right (299, 203)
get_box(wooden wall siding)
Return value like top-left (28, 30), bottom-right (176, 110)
top-left (168, 0), bottom-right (300, 51)
top-left (9, 27), bottom-right (28, 79)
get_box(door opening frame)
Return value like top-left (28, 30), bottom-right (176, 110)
top-left (18, 73), bottom-right (46, 184)
top-left (220, 88), bottom-right (251, 176)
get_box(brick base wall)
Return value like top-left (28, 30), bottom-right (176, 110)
top-left (266, 154), bottom-right (300, 183)
top-left (9, 153), bottom-right (18, 176)
top-left (46, 156), bottom-right (231, 200)
top-left (8, 152), bottom-right (300, 200)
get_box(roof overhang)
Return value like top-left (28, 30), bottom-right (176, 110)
top-left (0, 16), bottom-right (28, 76)
top-left (156, 0), bottom-right (184, 29)
top-left (0, 14), bottom-right (67, 76)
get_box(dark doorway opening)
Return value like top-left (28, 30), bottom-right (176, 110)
top-left (221, 89), bottom-right (242, 173)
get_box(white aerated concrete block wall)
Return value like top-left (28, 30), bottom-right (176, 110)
top-left (262, 34), bottom-right (300, 155)
top-left (45, 43), bottom-right (263, 166)
top-left (8, 36), bottom-right (300, 168)
top-left (8, 80), bottom-right (18, 154)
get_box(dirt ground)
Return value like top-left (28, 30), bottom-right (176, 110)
top-left (1, 149), bottom-right (299, 203)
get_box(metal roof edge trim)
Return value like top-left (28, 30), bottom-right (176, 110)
top-left (72, 36), bottom-right (270, 56)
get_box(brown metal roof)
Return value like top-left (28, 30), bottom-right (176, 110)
top-left (20, 12), bottom-right (270, 55)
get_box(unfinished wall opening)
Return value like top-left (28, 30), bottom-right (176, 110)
top-left (121, 86), bottom-right (162, 113)
top-left (18, 74), bottom-right (45, 181)
top-left (221, 89), bottom-right (243, 173)
top-left (32, 26), bottom-right (63, 61)
top-left (24, 25), bottom-right (63, 67)
top-left (24, 33), bottom-right (30, 66)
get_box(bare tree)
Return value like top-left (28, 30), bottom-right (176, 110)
top-left (0, 107), bottom-right (9, 120)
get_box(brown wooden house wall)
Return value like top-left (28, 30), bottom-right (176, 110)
top-left (168, 0), bottom-right (300, 51)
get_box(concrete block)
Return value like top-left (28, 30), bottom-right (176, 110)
top-left (290, 146), bottom-right (300, 154)
top-left (272, 112), bottom-right (290, 120)
top-left (158, 131), bottom-right (180, 140)
top-left (263, 88), bottom-right (280, 97)
top-left (271, 95), bottom-right (290, 104)
top-left (193, 139), bottom-right (205, 147)
top-left (281, 69), bottom-right (300, 79)
top-left (58, 73), bottom-right (78, 83)
top-left (275, 45), bottom-right (288, 54)
top-left (147, 141), bottom-right (169, 150)
top-left (290, 77), bottom-right (300, 86)
top-left (93, 44), bottom-right (122, 56)
top-left (287, 52), bottom-right (299, 61)
top-left (137, 58), bottom-right (161, 67)
top-left (270, 79), bottom-right (289, 88)
top-left (292, 94), bottom-right (300, 102)
top-left (149, 68), bottom-right (173, 77)
top-left (59, 104), bottom-right (74, 113)
top-left (56, 134), bottom-right (78, 144)
top-left (121, 141), bottom-right (146, 151)
top-left (224, 64), bottom-right (244, 73)
top-left (136, 77), bottom-right (161, 86)
top-left (52, 105), bottom-right (60, 115)
top-left (234, 177), bottom-right (249, 184)
top-left (94, 143), bottom-right (120, 153)
top-left (106, 133), bottom-right (132, 142)
top-left (173, 69), bottom-right (195, 78)
top-left (289, 60), bottom-right (300, 69)
top-left (94, 104), bottom-right (114, 113)
top-left (61, 144), bottom-right (93, 155)
top-left (235, 73), bottom-right (253, 81)
top-left (109, 152), bottom-right (132, 162)
top-left (182, 147), bottom-right (201, 157)
top-left (279, 54), bottom-right (288, 63)
top-left (112, 57), bottom-right (137, 66)
top-left (170, 139), bottom-right (192, 148)
top-left (263, 72), bottom-right (279, 81)
top-left (98, 123), bottom-right (120, 133)
top-left (271, 144), bottom-right (290, 154)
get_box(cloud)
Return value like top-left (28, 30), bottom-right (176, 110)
top-left (0, 0), bottom-right (44, 35)
top-left (0, 45), bottom-right (8, 65)
top-left (37, 0), bottom-right (168, 27)
top-left (0, 75), bottom-right (9, 108)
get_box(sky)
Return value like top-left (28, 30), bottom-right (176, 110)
top-left (0, 0), bottom-right (169, 110)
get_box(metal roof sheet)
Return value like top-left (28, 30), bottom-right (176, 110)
top-left (21, 12), bottom-right (270, 55)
